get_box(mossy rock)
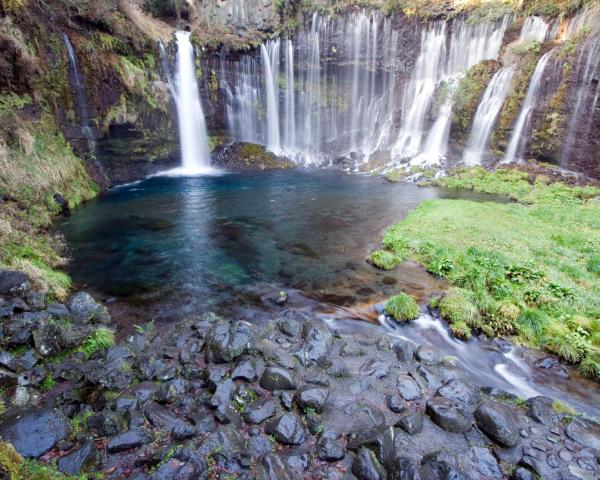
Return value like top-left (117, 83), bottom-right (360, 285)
top-left (213, 142), bottom-right (295, 170)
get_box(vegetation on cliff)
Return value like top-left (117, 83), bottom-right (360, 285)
top-left (373, 167), bottom-right (600, 378)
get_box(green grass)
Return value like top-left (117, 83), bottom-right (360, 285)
top-left (40, 375), bottom-right (57, 392)
top-left (79, 328), bottom-right (115, 359)
top-left (368, 249), bottom-right (401, 270)
top-left (385, 292), bottom-right (420, 322)
top-left (374, 167), bottom-right (600, 377)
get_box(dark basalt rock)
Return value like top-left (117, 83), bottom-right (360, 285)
top-left (295, 385), bottom-right (329, 413)
top-left (474, 401), bottom-right (520, 448)
top-left (260, 366), bottom-right (296, 390)
top-left (392, 338), bottom-right (417, 363)
top-left (526, 396), bottom-right (555, 425)
top-left (57, 441), bottom-right (98, 476)
top-left (397, 375), bottom-right (421, 401)
top-left (426, 397), bottom-right (474, 433)
top-left (204, 319), bottom-right (254, 363)
top-left (66, 291), bottom-right (110, 324)
top-left (265, 412), bottom-right (307, 445)
top-left (437, 379), bottom-right (482, 412)
top-left (352, 448), bottom-right (386, 480)
top-left (564, 417), bottom-right (600, 450)
top-left (0, 408), bottom-right (69, 458)
top-left (317, 433), bottom-right (345, 461)
top-left (107, 429), bottom-right (152, 453)
top-left (231, 356), bottom-right (260, 382)
top-left (0, 270), bottom-right (31, 296)
top-left (416, 346), bottom-right (439, 365)
top-left (302, 321), bottom-right (333, 364)
top-left (242, 398), bottom-right (277, 425)
top-left (397, 412), bottom-right (424, 435)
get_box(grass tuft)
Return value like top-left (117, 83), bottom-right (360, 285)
top-left (368, 249), bottom-right (401, 270)
top-left (385, 293), bottom-right (420, 322)
top-left (79, 328), bottom-right (115, 359)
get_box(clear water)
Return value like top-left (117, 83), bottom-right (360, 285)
top-left (57, 170), bottom-right (492, 318)
top-left (57, 170), bottom-right (600, 416)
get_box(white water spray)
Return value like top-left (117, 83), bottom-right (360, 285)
top-left (504, 50), bottom-right (553, 164)
top-left (463, 65), bottom-right (515, 165)
top-left (172, 31), bottom-right (212, 173)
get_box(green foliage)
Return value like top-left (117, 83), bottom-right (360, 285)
top-left (376, 167), bottom-right (600, 375)
top-left (40, 375), bottom-right (57, 392)
top-left (0, 93), bottom-right (32, 118)
top-left (368, 249), bottom-right (401, 270)
top-left (385, 293), bottom-right (420, 322)
top-left (450, 320), bottom-right (472, 340)
top-left (79, 328), bottom-right (115, 359)
top-left (587, 256), bottom-right (600, 276)
top-left (70, 410), bottom-right (93, 436)
top-left (0, 0), bottom-right (25, 14)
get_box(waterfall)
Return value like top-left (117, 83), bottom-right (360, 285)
top-left (261, 41), bottom-right (281, 154)
top-left (504, 51), bottom-right (553, 164)
top-left (463, 65), bottom-right (515, 165)
top-left (171, 31), bottom-right (211, 173)
top-left (393, 16), bottom-right (511, 165)
top-left (519, 16), bottom-right (549, 42)
top-left (63, 34), bottom-right (108, 180)
top-left (215, 10), bottom-right (398, 166)
top-left (561, 35), bottom-right (600, 163)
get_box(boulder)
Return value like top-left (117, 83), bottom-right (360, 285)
top-left (0, 270), bottom-right (31, 296)
top-left (474, 402), bottom-right (520, 448)
top-left (396, 412), bottom-right (423, 435)
top-left (426, 397), bottom-right (473, 433)
top-left (243, 399), bottom-right (277, 425)
top-left (397, 375), bottom-right (421, 401)
top-left (66, 292), bottom-right (110, 324)
top-left (437, 379), bottom-right (482, 412)
top-left (57, 442), bottom-right (98, 476)
top-left (260, 367), bottom-right (296, 391)
top-left (302, 321), bottom-right (333, 364)
top-left (525, 396), bottom-right (555, 425)
top-left (264, 413), bottom-right (307, 445)
top-left (205, 320), bottom-right (253, 363)
top-left (352, 448), bottom-right (386, 480)
top-left (294, 386), bottom-right (329, 413)
top-left (106, 429), bottom-right (152, 453)
top-left (0, 408), bottom-right (69, 458)
top-left (317, 433), bottom-right (345, 461)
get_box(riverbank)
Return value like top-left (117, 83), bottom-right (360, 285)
top-left (373, 166), bottom-right (600, 379)
top-left (2, 271), bottom-right (600, 479)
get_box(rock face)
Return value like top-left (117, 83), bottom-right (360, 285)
top-left (196, 0), bottom-right (278, 32)
top-left (0, 409), bottom-right (69, 458)
top-left (213, 142), bottom-right (296, 170)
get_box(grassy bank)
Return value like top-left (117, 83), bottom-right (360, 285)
top-left (373, 167), bottom-right (600, 378)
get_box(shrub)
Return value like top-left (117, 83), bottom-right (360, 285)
top-left (450, 320), bottom-right (472, 340)
top-left (385, 293), bottom-right (420, 322)
top-left (368, 249), bottom-right (400, 270)
top-left (439, 288), bottom-right (480, 327)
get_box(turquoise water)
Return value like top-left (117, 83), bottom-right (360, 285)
top-left (57, 170), bottom-right (489, 320)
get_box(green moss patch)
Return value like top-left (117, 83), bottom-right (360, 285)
top-left (374, 167), bottom-right (600, 377)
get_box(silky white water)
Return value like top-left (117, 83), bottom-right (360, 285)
top-left (504, 51), bottom-right (553, 164)
top-left (519, 16), bottom-right (550, 42)
top-left (172, 31), bottom-right (212, 173)
top-left (463, 65), bottom-right (515, 165)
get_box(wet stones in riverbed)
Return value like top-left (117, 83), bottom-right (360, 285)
top-left (204, 319), bottom-right (255, 363)
top-left (264, 412), bottom-right (307, 445)
top-left (259, 366), bottom-right (296, 390)
top-left (475, 401), bottom-right (521, 448)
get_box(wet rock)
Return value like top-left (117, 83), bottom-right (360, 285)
top-left (474, 402), bottom-right (520, 448)
top-left (397, 412), bottom-right (423, 435)
top-left (107, 429), bottom-right (152, 453)
top-left (526, 396), bottom-right (555, 425)
top-left (265, 413), bottom-right (307, 445)
top-left (47, 303), bottom-right (70, 319)
top-left (437, 379), bottom-right (482, 412)
top-left (209, 378), bottom-right (235, 409)
top-left (280, 391), bottom-right (294, 410)
top-left (271, 290), bottom-right (288, 306)
top-left (57, 441), bottom-right (97, 476)
top-left (88, 411), bottom-right (123, 437)
top-left (260, 366), bottom-right (296, 390)
top-left (564, 417), bottom-right (600, 450)
top-left (32, 320), bottom-right (90, 357)
top-left (340, 341), bottom-right (366, 357)
top-left (295, 385), bottom-right (329, 413)
top-left (243, 398), bottom-right (277, 425)
top-left (352, 448), bottom-right (386, 480)
top-left (0, 408), bottom-right (69, 457)
top-left (261, 452), bottom-right (295, 479)
top-left (231, 356), bottom-right (260, 382)
top-left (317, 433), bottom-right (345, 461)
top-left (416, 346), bottom-right (439, 365)
top-left (66, 292), bottom-right (110, 324)
top-left (426, 397), bottom-right (473, 433)
top-left (416, 365), bottom-right (443, 390)
top-left (469, 446), bottom-right (502, 478)
top-left (394, 457), bottom-right (420, 480)
top-left (360, 359), bottom-right (390, 378)
top-left (302, 321), bottom-right (333, 364)
top-left (511, 467), bottom-right (535, 480)
top-left (397, 375), bottom-right (421, 401)
top-left (392, 338), bottom-right (417, 363)
top-left (172, 423), bottom-right (196, 440)
top-left (205, 320), bottom-right (253, 363)
top-left (386, 394), bottom-right (405, 414)
top-left (0, 270), bottom-right (31, 296)
top-left (0, 367), bottom-right (17, 387)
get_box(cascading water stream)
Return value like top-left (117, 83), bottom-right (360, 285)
top-left (519, 16), bottom-right (550, 42)
top-left (504, 50), bottom-right (554, 164)
top-left (561, 35), bottom-right (600, 163)
top-left (170, 31), bottom-right (212, 173)
top-left (462, 65), bottom-right (515, 165)
top-left (63, 34), bottom-right (108, 180)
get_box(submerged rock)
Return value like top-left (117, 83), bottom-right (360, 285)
top-left (213, 142), bottom-right (295, 170)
